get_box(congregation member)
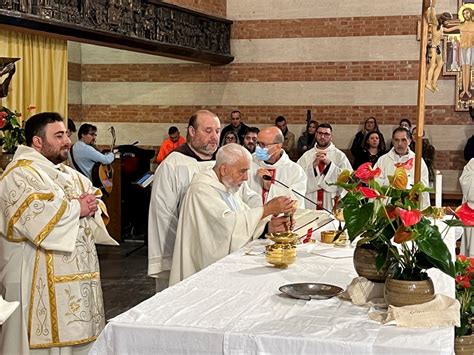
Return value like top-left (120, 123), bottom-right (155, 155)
top-left (219, 110), bottom-right (248, 146)
top-left (399, 118), bottom-right (412, 130)
top-left (353, 131), bottom-right (386, 169)
top-left (275, 115), bottom-right (296, 157)
top-left (350, 117), bottom-right (386, 167)
top-left (248, 126), bottom-right (307, 207)
top-left (297, 123), bottom-right (352, 211)
top-left (242, 126), bottom-right (259, 153)
top-left (67, 117), bottom-right (76, 138)
top-left (155, 126), bottom-right (186, 164)
top-left (0, 112), bottom-right (116, 354)
top-left (148, 110), bottom-right (221, 291)
top-left (297, 120), bottom-right (318, 157)
top-left (410, 125), bottom-right (436, 181)
top-left (460, 158), bottom-right (474, 256)
top-left (169, 143), bottom-right (296, 285)
top-left (375, 127), bottom-right (430, 207)
top-left (69, 123), bottom-right (114, 180)
top-left (222, 130), bottom-right (239, 145)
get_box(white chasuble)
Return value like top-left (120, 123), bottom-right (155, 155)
top-left (147, 152), bottom-right (215, 282)
top-left (0, 145), bottom-right (116, 354)
top-left (169, 169), bottom-right (267, 285)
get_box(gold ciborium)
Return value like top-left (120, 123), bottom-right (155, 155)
top-left (265, 231), bottom-right (298, 268)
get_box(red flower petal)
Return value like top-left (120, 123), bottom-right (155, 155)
top-left (394, 158), bottom-right (414, 170)
top-left (458, 254), bottom-right (468, 262)
top-left (356, 186), bottom-right (380, 199)
top-left (397, 207), bottom-right (422, 227)
top-left (354, 162), bottom-right (381, 182)
top-left (456, 275), bottom-right (470, 289)
top-left (456, 203), bottom-right (474, 226)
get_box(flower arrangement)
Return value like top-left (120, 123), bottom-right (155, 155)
top-left (0, 105), bottom-right (25, 153)
top-left (455, 254), bottom-right (474, 337)
top-left (336, 160), bottom-right (474, 281)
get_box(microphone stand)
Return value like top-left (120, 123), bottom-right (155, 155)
top-left (262, 175), bottom-right (345, 242)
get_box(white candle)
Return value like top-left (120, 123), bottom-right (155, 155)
top-left (435, 170), bottom-right (442, 208)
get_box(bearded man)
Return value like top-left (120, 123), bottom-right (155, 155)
top-left (169, 143), bottom-right (295, 285)
top-left (0, 112), bottom-right (116, 354)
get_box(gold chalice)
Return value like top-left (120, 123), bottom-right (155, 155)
top-left (265, 231), bottom-right (298, 268)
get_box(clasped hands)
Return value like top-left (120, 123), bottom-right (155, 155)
top-left (77, 193), bottom-right (99, 218)
top-left (313, 151), bottom-right (331, 170)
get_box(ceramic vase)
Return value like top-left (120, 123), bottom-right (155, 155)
top-left (384, 277), bottom-right (435, 307)
top-left (455, 334), bottom-right (474, 355)
top-left (353, 244), bottom-right (389, 282)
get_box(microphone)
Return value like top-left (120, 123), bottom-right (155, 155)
top-left (261, 175), bottom-right (334, 215)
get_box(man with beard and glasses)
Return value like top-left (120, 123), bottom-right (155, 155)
top-left (0, 112), bottom-right (116, 354)
top-left (169, 143), bottom-right (296, 285)
top-left (297, 123), bottom-right (352, 211)
top-left (148, 110), bottom-right (260, 291)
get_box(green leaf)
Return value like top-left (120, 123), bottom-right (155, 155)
top-left (343, 198), bottom-right (374, 241)
top-left (415, 220), bottom-right (455, 277)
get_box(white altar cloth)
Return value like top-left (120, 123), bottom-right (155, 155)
top-left (91, 223), bottom-right (456, 355)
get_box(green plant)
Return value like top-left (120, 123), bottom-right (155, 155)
top-left (0, 106), bottom-right (25, 153)
top-left (336, 160), bottom-right (473, 281)
top-left (455, 254), bottom-right (474, 337)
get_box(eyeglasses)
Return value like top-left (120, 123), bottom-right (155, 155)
top-left (256, 142), bottom-right (278, 148)
top-left (316, 132), bottom-right (331, 137)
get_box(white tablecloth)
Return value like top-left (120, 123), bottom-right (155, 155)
top-left (90, 222), bottom-right (456, 355)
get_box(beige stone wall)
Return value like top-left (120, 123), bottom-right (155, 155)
top-left (68, 0), bottom-right (473, 194)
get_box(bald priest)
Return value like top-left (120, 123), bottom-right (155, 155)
top-left (170, 143), bottom-right (295, 285)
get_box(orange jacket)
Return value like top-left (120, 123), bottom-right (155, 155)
top-left (155, 136), bottom-right (186, 163)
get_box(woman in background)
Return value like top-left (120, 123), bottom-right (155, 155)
top-left (297, 120), bottom-right (318, 158)
top-left (353, 131), bottom-right (386, 169)
top-left (350, 117), bottom-right (386, 168)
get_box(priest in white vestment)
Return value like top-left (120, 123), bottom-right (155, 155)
top-left (248, 127), bottom-right (307, 206)
top-left (374, 127), bottom-right (430, 208)
top-left (297, 123), bottom-right (352, 211)
top-left (0, 113), bottom-right (117, 355)
top-left (169, 144), bottom-right (296, 285)
top-left (460, 158), bottom-right (474, 256)
top-left (149, 110), bottom-right (264, 292)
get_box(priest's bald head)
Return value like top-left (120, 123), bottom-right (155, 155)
top-left (186, 110), bottom-right (221, 160)
top-left (214, 143), bottom-right (251, 193)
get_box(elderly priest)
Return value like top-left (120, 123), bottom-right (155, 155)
top-left (170, 143), bottom-right (295, 285)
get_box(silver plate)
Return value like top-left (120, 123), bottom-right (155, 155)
top-left (279, 283), bottom-right (343, 300)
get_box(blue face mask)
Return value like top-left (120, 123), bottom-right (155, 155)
top-left (255, 146), bottom-right (271, 161)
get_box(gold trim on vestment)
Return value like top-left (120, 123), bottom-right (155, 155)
top-left (7, 193), bottom-right (54, 241)
top-left (28, 248), bottom-right (42, 342)
top-left (34, 199), bottom-right (67, 246)
top-left (0, 159), bottom-right (33, 180)
top-left (46, 251), bottom-right (59, 343)
top-left (29, 335), bottom-right (97, 349)
top-left (53, 271), bottom-right (100, 283)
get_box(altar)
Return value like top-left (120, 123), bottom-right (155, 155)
top-left (90, 220), bottom-right (456, 355)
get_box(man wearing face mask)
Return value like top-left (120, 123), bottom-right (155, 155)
top-left (297, 123), bottom-right (352, 211)
top-left (248, 127), bottom-right (307, 207)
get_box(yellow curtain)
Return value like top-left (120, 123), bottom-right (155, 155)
top-left (0, 29), bottom-right (68, 120)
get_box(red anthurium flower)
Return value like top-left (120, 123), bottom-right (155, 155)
top-left (394, 225), bottom-right (413, 244)
top-left (385, 206), bottom-right (397, 220)
top-left (458, 254), bottom-right (468, 262)
top-left (356, 186), bottom-right (380, 199)
top-left (0, 113), bottom-right (7, 129)
top-left (354, 162), bottom-right (381, 182)
top-left (394, 158), bottom-right (414, 170)
top-left (455, 275), bottom-right (470, 289)
top-left (397, 207), bottom-right (422, 227)
top-left (455, 203), bottom-right (474, 226)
